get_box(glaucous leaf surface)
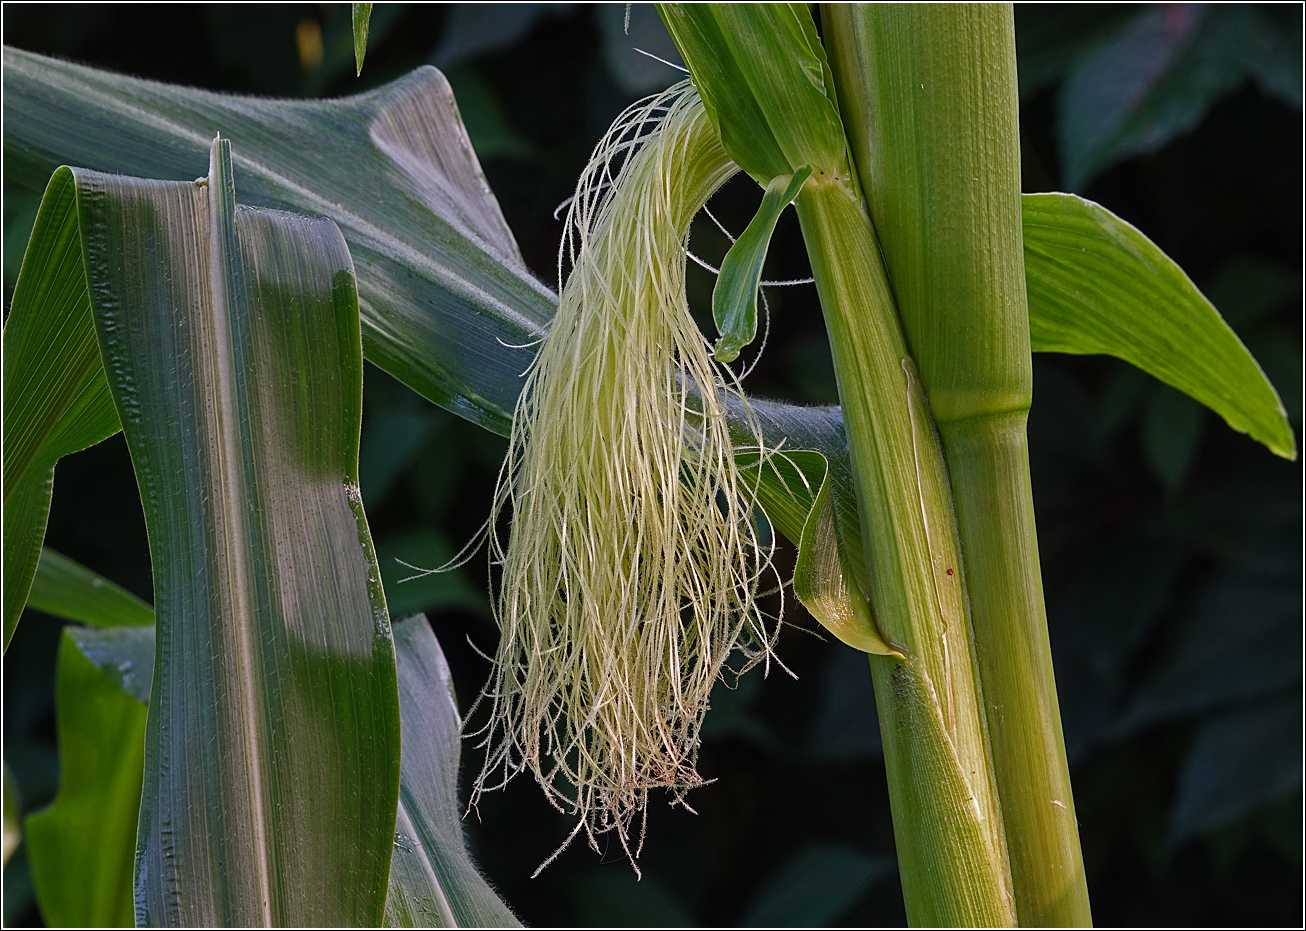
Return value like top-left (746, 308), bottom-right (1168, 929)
top-left (386, 616), bottom-right (520, 927)
top-left (80, 137), bottom-right (400, 926)
top-left (4, 44), bottom-right (553, 436)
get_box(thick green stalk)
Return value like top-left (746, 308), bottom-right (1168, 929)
top-left (822, 4), bottom-right (1092, 925)
top-left (796, 173), bottom-right (1015, 928)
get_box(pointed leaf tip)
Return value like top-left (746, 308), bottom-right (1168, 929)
top-left (353, 4), bottom-right (374, 77)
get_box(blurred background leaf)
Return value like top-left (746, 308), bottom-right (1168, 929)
top-left (743, 844), bottom-right (889, 927)
top-left (2, 4), bottom-right (1299, 927)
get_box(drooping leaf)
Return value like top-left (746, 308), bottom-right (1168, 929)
top-left (77, 137), bottom-right (399, 926)
top-left (386, 615), bottom-right (520, 927)
top-left (4, 45), bottom-right (552, 438)
top-left (26, 548), bottom-right (153, 629)
top-left (24, 628), bottom-right (148, 929)
top-left (712, 166), bottom-right (810, 362)
top-left (1023, 192), bottom-right (1295, 460)
top-left (353, 3), bottom-right (373, 76)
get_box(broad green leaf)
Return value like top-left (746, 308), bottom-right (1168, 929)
top-left (353, 3), bottom-right (373, 76)
top-left (657, 3), bottom-right (847, 181)
top-left (386, 616), bottom-right (520, 927)
top-left (4, 45), bottom-right (553, 438)
top-left (2, 168), bottom-right (113, 506)
top-left (36, 616), bottom-right (510, 928)
top-left (26, 548), bottom-right (153, 629)
top-left (712, 166), bottom-right (811, 362)
top-left (79, 137), bottom-right (399, 925)
top-left (25, 628), bottom-right (148, 929)
top-left (1024, 192), bottom-right (1295, 460)
top-left (2, 167), bottom-right (120, 649)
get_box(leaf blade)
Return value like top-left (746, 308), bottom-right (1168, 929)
top-left (79, 138), bottom-right (400, 926)
top-left (1023, 192), bottom-right (1295, 459)
top-left (26, 548), bottom-right (154, 629)
top-left (386, 616), bottom-right (520, 928)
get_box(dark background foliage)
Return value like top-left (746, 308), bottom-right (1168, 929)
top-left (3, 3), bottom-right (1301, 926)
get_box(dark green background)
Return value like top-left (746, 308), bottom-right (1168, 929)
top-left (3, 4), bottom-right (1301, 926)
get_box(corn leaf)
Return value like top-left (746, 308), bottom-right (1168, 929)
top-left (25, 627), bottom-right (149, 928)
top-left (793, 473), bottom-right (901, 658)
top-left (4, 45), bottom-right (552, 438)
top-left (26, 548), bottom-right (154, 629)
top-left (23, 613), bottom-right (514, 928)
top-left (1024, 192), bottom-right (1295, 460)
top-left (1, 167), bottom-right (120, 649)
top-left (386, 616), bottom-right (521, 927)
top-left (353, 3), bottom-right (374, 76)
top-left (79, 136), bottom-right (400, 925)
top-left (2, 469), bottom-right (53, 650)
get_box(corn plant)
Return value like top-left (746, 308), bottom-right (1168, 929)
top-left (1, 4), bottom-right (1295, 928)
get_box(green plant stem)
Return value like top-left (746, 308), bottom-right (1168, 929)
top-left (796, 174), bottom-right (1015, 928)
top-left (822, 4), bottom-right (1092, 924)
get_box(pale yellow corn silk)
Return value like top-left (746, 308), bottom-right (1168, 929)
top-left (473, 83), bottom-right (783, 869)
